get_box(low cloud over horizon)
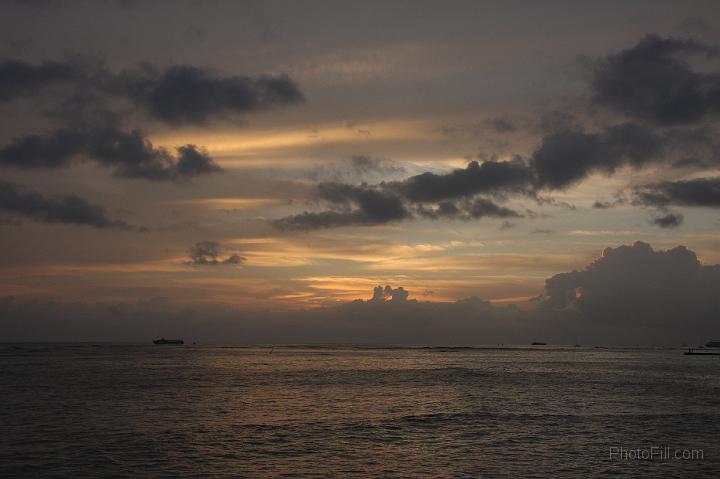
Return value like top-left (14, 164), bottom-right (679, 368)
top-left (2, 241), bottom-right (717, 346)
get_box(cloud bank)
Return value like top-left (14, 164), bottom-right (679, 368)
top-left (2, 243), bottom-right (717, 346)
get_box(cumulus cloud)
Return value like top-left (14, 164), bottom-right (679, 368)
top-left (187, 241), bottom-right (245, 265)
top-left (0, 180), bottom-right (139, 230)
top-left (542, 241), bottom-right (720, 331)
top-left (0, 126), bottom-right (221, 181)
top-left (369, 285), bottom-right (410, 303)
top-left (592, 34), bottom-right (720, 125)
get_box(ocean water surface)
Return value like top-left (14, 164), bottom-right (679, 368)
top-left (1, 344), bottom-right (719, 478)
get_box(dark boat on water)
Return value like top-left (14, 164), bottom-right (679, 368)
top-left (153, 338), bottom-right (184, 345)
top-left (684, 349), bottom-right (720, 356)
top-left (684, 340), bottom-right (720, 355)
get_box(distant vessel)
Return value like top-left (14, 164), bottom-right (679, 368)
top-left (684, 341), bottom-right (720, 355)
top-left (153, 338), bottom-right (184, 345)
top-left (531, 342), bottom-right (547, 346)
top-left (684, 348), bottom-right (720, 356)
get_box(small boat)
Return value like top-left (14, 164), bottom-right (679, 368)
top-left (153, 338), bottom-right (184, 345)
top-left (531, 342), bottom-right (547, 346)
top-left (705, 340), bottom-right (720, 348)
top-left (684, 348), bottom-right (720, 356)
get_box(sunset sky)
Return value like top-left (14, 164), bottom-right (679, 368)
top-left (1, 1), bottom-right (719, 343)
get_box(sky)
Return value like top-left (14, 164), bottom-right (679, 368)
top-left (0, 0), bottom-right (719, 344)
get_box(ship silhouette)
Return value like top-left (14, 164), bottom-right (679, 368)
top-left (152, 338), bottom-right (184, 345)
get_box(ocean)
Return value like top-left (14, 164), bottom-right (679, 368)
top-left (1, 344), bottom-right (719, 478)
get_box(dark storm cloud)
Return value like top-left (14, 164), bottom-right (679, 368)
top-left (0, 126), bottom-right (221, 181)
top-left (592, 34), bottom-right (720, 125)
top-left (397, 121), bottom-right (685, 201)
top-left (633, 177), bottom-right (720, 208)
top-left (115, 65), bottom-right (304, 125)
top-left (530, 123), bottom-right (665, 189)
top-left (404, 122), bottom-right (672, 197)
top-left (274, 183), bottom-right (410, 230)
top-left (0, 59), bottom-right (304, 125)
top-left (187, 241), bottom-right (245, 266)
top-left (542, 241), bottom-right (720, 329)
top-left (651, 212), bottom-right (683, 228)
top-left (395, 158), bottom-right (533, 202)
top-left (0, 180), bottom-right (138, 230)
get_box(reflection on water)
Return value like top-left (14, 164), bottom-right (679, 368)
top-left (1, 344), bottom-right (719, 477)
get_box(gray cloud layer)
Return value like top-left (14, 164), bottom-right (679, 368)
top-left (0, 59), bottom-right (304, 126)
top-left (634, 177), bottom-right (720, 209)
